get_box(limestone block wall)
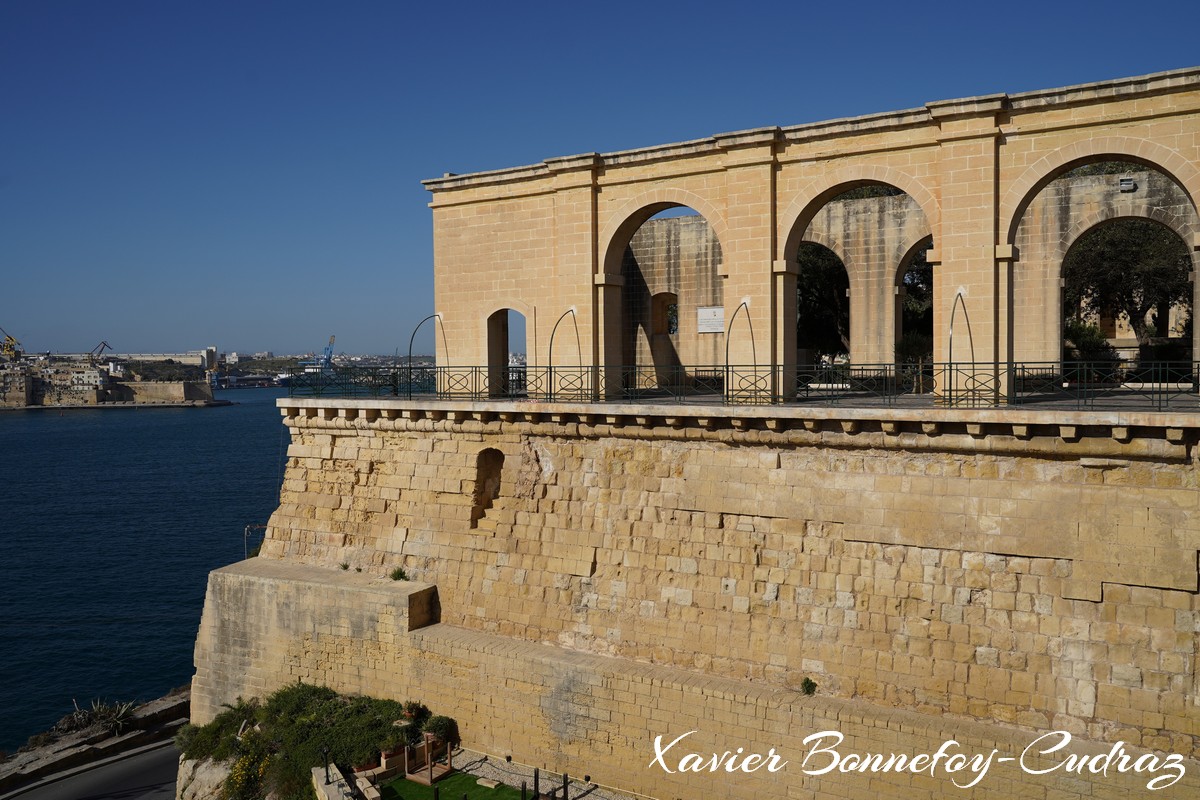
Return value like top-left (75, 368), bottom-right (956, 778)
top-left (193, 566), bottom-right (1200, 799)
top-left (191, 558), bottom-right (437, 719)
top-left (0, 369), bottom-right (31, 407)
top-left (112, 380), bottom-right (214, 403)
top-left (248, 401), bottom-right (1200, 764)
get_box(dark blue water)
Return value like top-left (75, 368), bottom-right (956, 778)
top-left (0, 388), bottom-right (289, 754)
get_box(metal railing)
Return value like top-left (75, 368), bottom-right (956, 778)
top-left (285, 361), bottom-right (1200, 411)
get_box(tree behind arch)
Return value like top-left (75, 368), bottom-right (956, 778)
top-left (1062, 219), bottom-right (1192, 348)
top-left (796, 243), bottom-right (849, 360)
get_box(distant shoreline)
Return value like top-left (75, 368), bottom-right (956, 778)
top-left (0, 400), bottom-right (233, 412)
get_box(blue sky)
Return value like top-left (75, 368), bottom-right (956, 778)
top-left (3, 1), bottom-right (1198, 356)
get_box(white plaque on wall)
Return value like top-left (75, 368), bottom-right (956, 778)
top-left (697, 306), bottom-right (724, 334)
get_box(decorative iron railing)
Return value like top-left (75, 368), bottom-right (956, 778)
top-left (285, 361), bottom-right (1200, 411)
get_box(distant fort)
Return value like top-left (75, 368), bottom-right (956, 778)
top-left (0, 347), bottom-right (219, 409)
top-left (192, 68), bottom-right (1200, 799)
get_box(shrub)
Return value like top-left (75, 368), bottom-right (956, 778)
top-left (390, 566), bottom-right (409, 581)
top-left (181, 683), bottom-right (432, 800)
top-left (800, 678), bottom-right (818, 696)
top-left (178, 697), bottom-right (259, 762)
top-left (25, 731), bottom-right (55, 749)
top-left (421, 715), bottom-right (460, 746)
top-left (1063, 318), bottom-right (1118, 361)
top-left (95, 700), bottom-right (137, 735)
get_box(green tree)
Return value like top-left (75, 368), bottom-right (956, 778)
top-left (897, 245), bottom-right (934, 362)
top-left (1062, 218), bottom-right (1191, 347)
top-left (795, 243), bottom-right (849, 360)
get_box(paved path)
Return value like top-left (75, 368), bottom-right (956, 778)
top-left (4, 743), bottom-right (178, 800)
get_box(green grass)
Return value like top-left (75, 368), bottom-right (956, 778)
top-left (382, 771), bottom-right (524, 800)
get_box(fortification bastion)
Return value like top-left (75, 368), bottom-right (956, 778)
top-left (192, 68), bottom-right (1200, 799)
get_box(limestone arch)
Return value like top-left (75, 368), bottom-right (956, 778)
top-left (783, 176), bottom-right (934, 365)
top-left (600, 188), bottom-right (729, 278)
top-left (596, 189), bottom-right (727, 384)
top-left (1062, 207), bottom-right (1194, 257)
top-left (482, 299), bottom-right (534, 330)
top-left (1001, 137), bottom-right (1200, 246)
top-left (482, 298), bottom-right (534, 323)
top-left (1059, 215), bottom-right (1197, 358)
top-left (779, 166), bottom-right (939, 261)
top-left (1009, 159), bottom-right (1200, 362)
top-left (797, 228), bottom-right (854, 281)
top-left (894, 235), bottom-right (936, 359)
top-left (485, 304), bottom-right (530, 398)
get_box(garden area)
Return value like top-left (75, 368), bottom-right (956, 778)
top-left (381, 771), bottom-right (523, 799)
top-left (176, 683), bottom-right (477, 800)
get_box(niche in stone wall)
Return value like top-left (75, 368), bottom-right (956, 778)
top-left (471, 447), bottom-right (505, 528)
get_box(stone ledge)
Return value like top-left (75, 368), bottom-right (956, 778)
top-left (278, 398), bottom-right (1199, 458)
top-left (208, 559), bottom-right (438, 629)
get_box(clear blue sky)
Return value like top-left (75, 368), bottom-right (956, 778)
top-left (3, 1), bottom-right (1198, 356)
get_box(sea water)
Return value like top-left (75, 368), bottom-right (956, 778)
top-left (0, 388), bottom-right (289, 753)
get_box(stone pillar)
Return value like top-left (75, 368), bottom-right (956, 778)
top-left (594, 273), bottom-right (624, 399)
top-left (544, 155), bottom-right (600, 398)
top-left (928, 96), bottom-right (1005, 403)
top-left (773, 259), bottom-right (798, 400)
top-left (1193, 235), bottom-right (1200, 366)
top-left (715, 130), bottom-right (778, 400)
top-left (995, 243), bottom-right (1016, 399)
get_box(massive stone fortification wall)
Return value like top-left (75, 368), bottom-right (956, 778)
top-left (192, 399), bottom-right (1200, 798)
top-left (122, 380), bottom-right (214, 403)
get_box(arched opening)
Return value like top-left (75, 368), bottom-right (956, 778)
top-left (650, 292), bottom-right (679, 336)
top-left (1011, 158), bottom-right (1199, 365)
top-left (619, 205), bottom-right (723, 393)
top-left (895, 238), bottom-right (935, 364)
top-left (786, 182), bottom-right (933, 369)
top-left (471, 448), bottom-right (504, 528)
top-left (795, 242), bottom-right (849, 364)
top-left (1062, 217), bottom-right (1192, 362)
top-left (487, 308), bottom-right (527, 398)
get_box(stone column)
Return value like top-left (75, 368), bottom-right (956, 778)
top-left (928, 96), bottom-right (1005, 404)
top-left (715, 130), bottom-right (778, 401)
top-left (773, 259), bottom-right (798, 400)
top-left (594, 273), bottom-right (624, 399)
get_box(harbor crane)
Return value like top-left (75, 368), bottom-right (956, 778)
top-left (296, 335), bottom-right (337, 376)
top-left (321, 335), bottom-right (335, 368)
top-left (0, 325), bottom-right (22, 362)
top-left (87, 341), bottom-right (113, 365)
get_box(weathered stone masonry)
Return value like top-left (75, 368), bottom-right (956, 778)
top-left (191, 68), bottom-right (1200, 800)
top-left (191, 399), bottom-right (1200, 799)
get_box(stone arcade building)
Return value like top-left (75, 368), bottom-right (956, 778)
top-left (191, 69), bottom-right (1200, 799)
